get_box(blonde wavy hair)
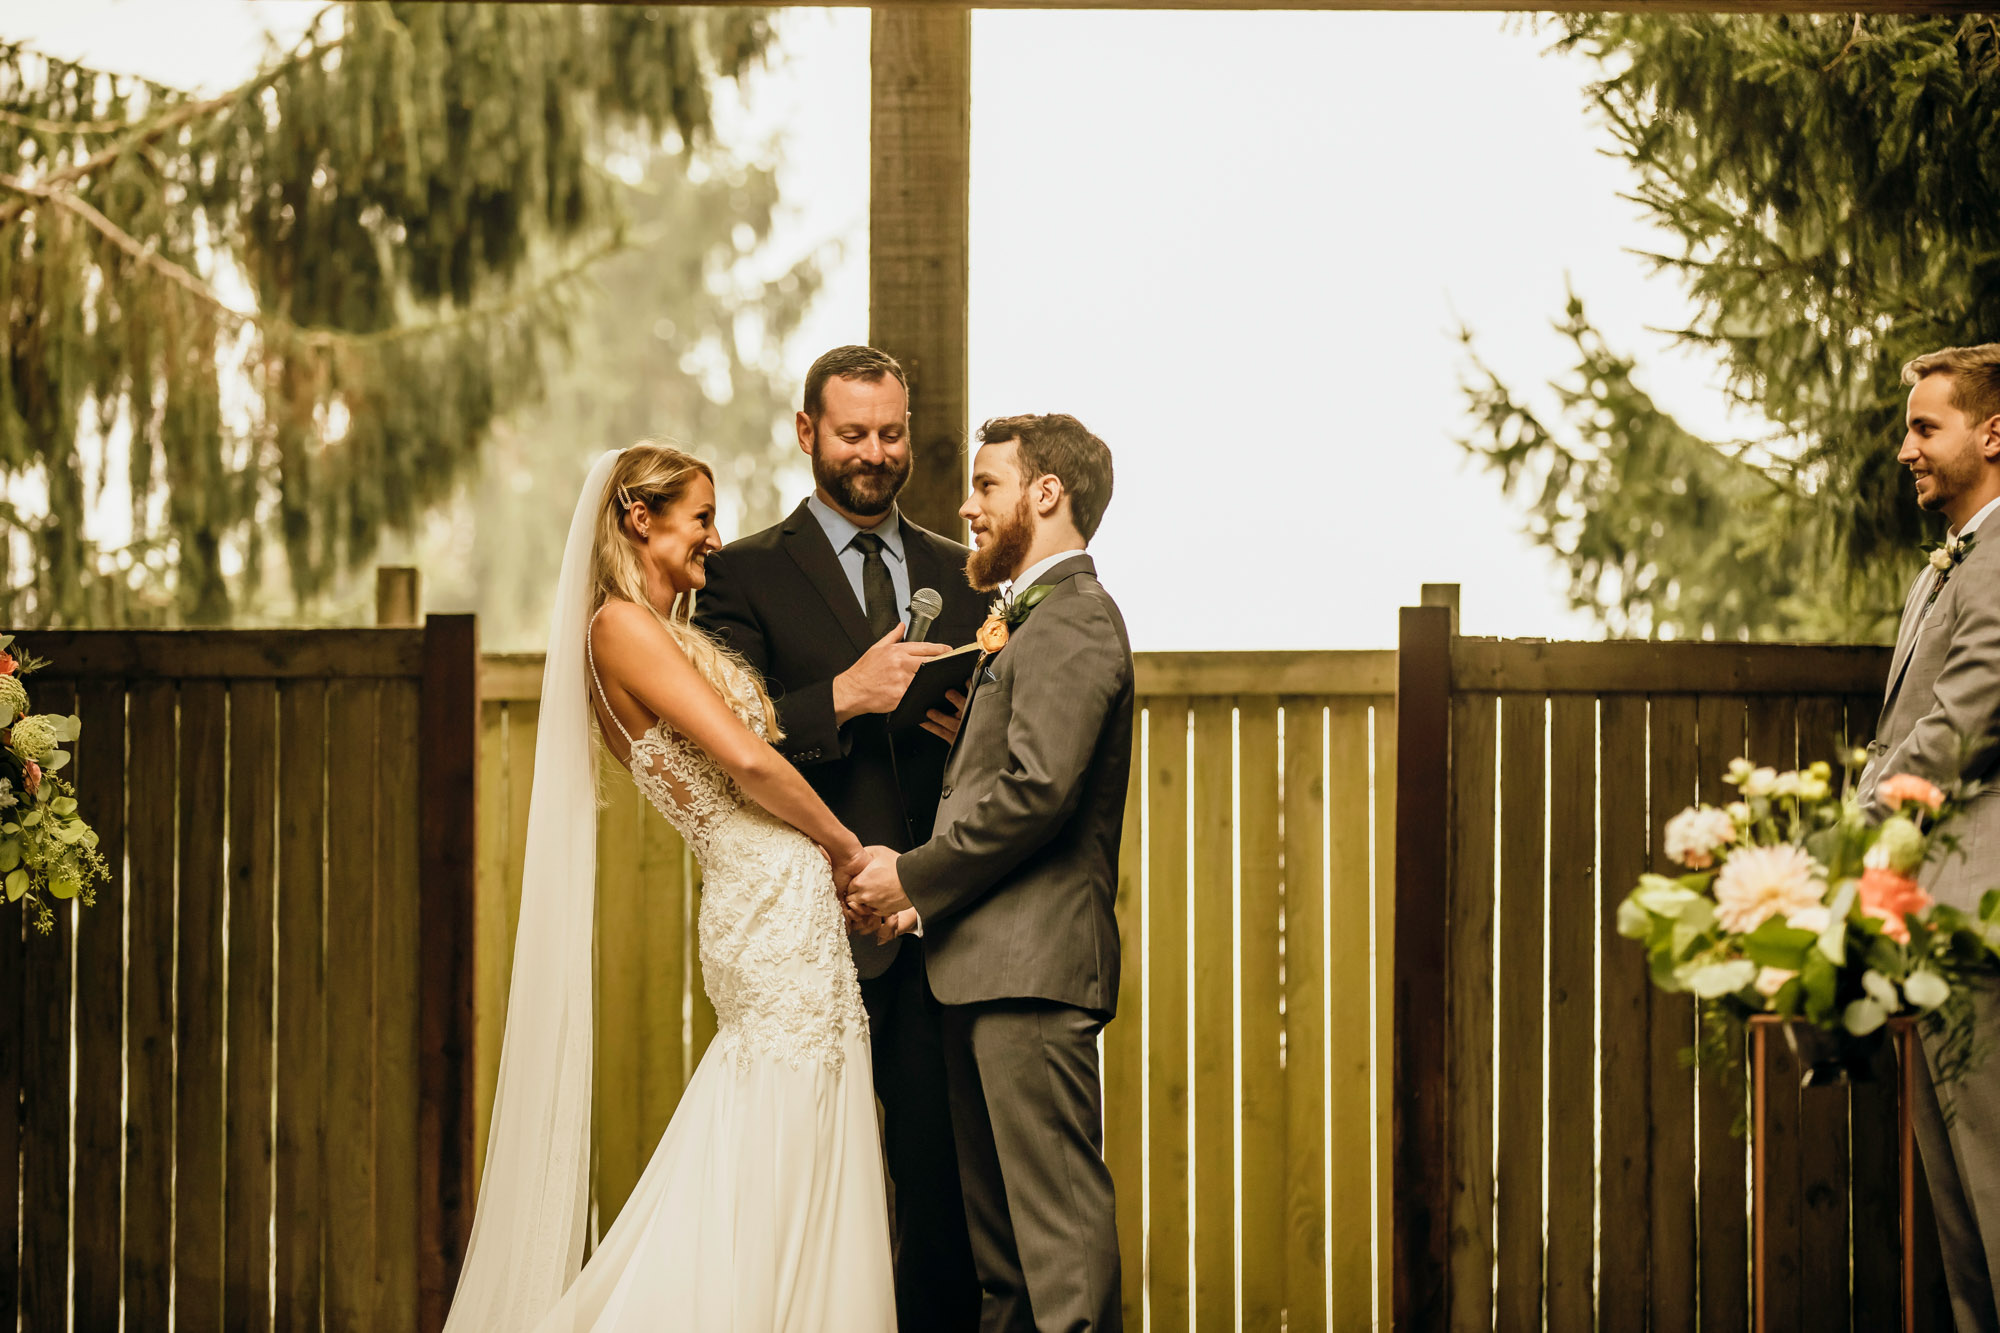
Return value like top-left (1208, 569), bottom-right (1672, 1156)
top-left (590, 441), bottom-right (782, 738)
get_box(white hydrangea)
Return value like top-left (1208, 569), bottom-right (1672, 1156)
top-left (1664, 805), bottom-right (1736, 869)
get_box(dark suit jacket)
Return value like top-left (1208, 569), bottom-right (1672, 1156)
top-left (897, 554), bottom-right (1134, 1016)
top-left (694, 497), bottom-right (987, 978)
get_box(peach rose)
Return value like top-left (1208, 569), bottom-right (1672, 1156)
top-left (0, 651), bottom-right (15, 676)
top-left (1858, 866), bottom-right (1932, 945)
top-left (1877, 773), bottom-right (1945, 814)
top-left (976, 616), bottom-right (1009, 653)
top-left (22, 760), bottom-right (40, 796)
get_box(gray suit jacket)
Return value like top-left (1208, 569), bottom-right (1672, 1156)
top-left (898, 554), bottom-right (1134, 1016)
top-left (1861, 532), bottom-right (2000, 909)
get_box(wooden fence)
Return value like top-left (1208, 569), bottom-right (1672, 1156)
top-left (1391, 612), bottom-right (1949, 1331)
top-left (2, 623), bottom-right (478, 1333)
top-left (476, 648), bottom-right (1401, 1329)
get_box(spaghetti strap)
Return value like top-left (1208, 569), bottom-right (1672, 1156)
top-left (586, 608), bottom-right (637, 749)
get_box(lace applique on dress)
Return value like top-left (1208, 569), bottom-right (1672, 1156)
top-left (588, 626), bottom-right (866, 1072)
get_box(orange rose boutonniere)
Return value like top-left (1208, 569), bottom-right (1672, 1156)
top-left (978, 583), bottom-right (1055, 655)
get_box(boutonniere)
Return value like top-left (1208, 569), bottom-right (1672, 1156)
top-left (974, 583), bottom-right (1053, 653)
top-left (1926, 532), bottom-right (1978, 573)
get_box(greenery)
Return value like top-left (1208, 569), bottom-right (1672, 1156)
top-left (1619, 756), bottom-right (2000, 1098)
top-left (1462, 15), bottom-right (2000, 642)
top-left (0, 3), bottom-right (776, 627)
top-left (0, 635), bottom-right (109, 933)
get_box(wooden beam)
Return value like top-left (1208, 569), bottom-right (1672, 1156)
top-left (17, 630), bottom-right (425, 679)
top-left (870, 5), bottom-right (971, 539)
top-left (1450, 638), bottom-right (1893, 696)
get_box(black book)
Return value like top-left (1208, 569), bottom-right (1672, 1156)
top-left (885, 642), bottom-right (982, 733)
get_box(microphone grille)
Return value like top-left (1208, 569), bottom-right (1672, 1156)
top-left (908, 587), bottom-right (943, 620)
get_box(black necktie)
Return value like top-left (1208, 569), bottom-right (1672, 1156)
top-left (851, 532), bottom-right (899, 640)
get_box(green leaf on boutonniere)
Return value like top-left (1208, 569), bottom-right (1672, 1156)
top-left (1002, 583), bottom-right (1054, 628)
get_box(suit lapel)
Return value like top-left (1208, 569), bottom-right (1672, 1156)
top-left (1883, 565), bottom-right (1939, 707)
top-left (943, 554), bottom-right (1096, 768)
top-left (781, 499), bottom-right (873, 654)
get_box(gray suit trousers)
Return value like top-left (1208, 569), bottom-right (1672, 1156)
top-left (1917, 982), bottom-right (2000, 1332)
top-left (940, 1000), bottom-right (1121, 1333)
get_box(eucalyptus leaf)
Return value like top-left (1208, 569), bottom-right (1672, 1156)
top-left (50, 878), bottom-right (77, 901)
top-left (22, 810), bottom-right (40, 828)
top-left (1844, 997), bottom-right (1887, 1036)
top-left (45, 750), bottom-right (69, 773)
top-left (0, 839), bottom-right (17, 871)
top-left (50, 797), bottom-right (74, 816)
top-left (5, 868), bottom-right (25, 902)
top-left (1636, 878), bottom-right (1703, 918)
top-left (1616, 895), bottom-right (1652, 940)
top-left (1683, 959), bottom-right (1758, 998)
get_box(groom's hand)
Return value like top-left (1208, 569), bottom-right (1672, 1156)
top-left (921, 689), bottom-right (968, 745)
top-left (833, 624), bottom-right (949, 725)
top-left (847, 845), bottom-right (912, 917)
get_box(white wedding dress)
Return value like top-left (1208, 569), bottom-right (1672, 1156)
top-left (526, 639), bottom-right (896, 1332)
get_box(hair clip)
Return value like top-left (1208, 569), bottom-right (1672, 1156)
top-left (616, 484), bottom-right (634, 508)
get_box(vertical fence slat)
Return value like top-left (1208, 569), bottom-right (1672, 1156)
top-left (1237, 697), bottom-right (1283, 1329)
top-left (1545, 695), bottom-right (1595, 1333)
top-left (72, 678), bottom-right (126, 1329)
top-left (175, 680), bottom-right (228, 1328)
top-left (637, 793), bottom-right (687, 1138)
top-left (1696, 695), bottom-right (1750, 1333)
top-left (0, 884), bottom-right (16, 1327)
top-left (595, 765), bottom-right (645, 1228)
top-left (1792, 696), bottom-right (1851, 1327)
top-left (1106, 724), bottom-right (1146, 1332)
top-left (325, 679), bottom-right (380, 1329)
top-left (1446, 693), bottom-right (1497, 1333)
top-left (19, 677), bottom-right (74, 1330)
top-left (472, 699), bottom-right (512, 1187)
top-left (377, 678), bottom-right (422, 1329)
top-left (1281, 697), bottom-right (1327, 1332)
top-left (1598, 694), bottom-right (1650, 1330)
top-left (1495, 694), bottom-right (1546, 1333)
top-left (1747, 697), bottom-right (1801, 1331)
top-left (275, 678), bottom-right (327, 1329)
top-left (1146, 697), bottom-right (1191, 1332)
top-left (1647, 694), bottom-right (1699, 1333)
top-left (125, 679), bottom-right (178, 1328)
top-left (1327, 696), bottom-right (1374, 1324)
top-left (1372, 693), bottom-right (1398, 1325)
top-left (1852, 681), bottom-right (1904, 1321)
top-left (226, 680), bottom-right (278, 1333)
top-left (1191, 696), bottom-right (1235, 1330)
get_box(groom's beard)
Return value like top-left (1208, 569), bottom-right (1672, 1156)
top-left (812, 441), bottom-right (909, 519)
top-left (966, 493), bottom-right (1034, 592)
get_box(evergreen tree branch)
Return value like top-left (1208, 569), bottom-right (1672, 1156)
top-left (0, 10), bottom-right (344, 227)
top-left (0, 107), bottom-right (126, 136)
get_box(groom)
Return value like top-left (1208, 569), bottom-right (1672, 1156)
top-left (1860, 343), bottom-right (2000, 1331)
top-left (695, 345), bottom-right (986, 1329)
top-left (846, 413), bottom-right (1132, 1332)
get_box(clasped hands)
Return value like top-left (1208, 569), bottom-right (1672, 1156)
top-left (832, 845), bottom-right (918, 944)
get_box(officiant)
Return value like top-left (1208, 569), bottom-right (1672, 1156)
top-left (695, 344), bottom-right (987, 1331)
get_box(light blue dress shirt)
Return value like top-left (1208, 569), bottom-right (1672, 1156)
top-left (807, 493), bottom-right (911, 629)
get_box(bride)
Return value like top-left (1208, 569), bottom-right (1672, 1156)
top-left (444, 443), bottom-right (900, 1332)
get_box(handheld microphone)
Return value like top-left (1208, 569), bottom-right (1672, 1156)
top-left (906, 588), bottom-right (943, 643)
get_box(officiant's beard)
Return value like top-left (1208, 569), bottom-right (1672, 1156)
top-left (966, 494), bottom-right (1035, 592)
top-left (812, 444), bottom-right (910, 519)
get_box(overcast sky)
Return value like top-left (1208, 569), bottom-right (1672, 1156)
top-left (9, 1), bottom-right (1767, 650)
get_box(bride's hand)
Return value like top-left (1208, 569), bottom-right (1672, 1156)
top-left (828, 842), bottom-right (870, 896)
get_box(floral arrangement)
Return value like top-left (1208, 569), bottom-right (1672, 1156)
top-left (1618, 754), bottom-right (2000, 1084)
top-left (0, 635), bottom-right (108, 932)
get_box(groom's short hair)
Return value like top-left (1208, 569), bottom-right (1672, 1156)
top-left (803, 345), bottom-right (909, 422)
top-left (978, 413), bottom-right (1115, 540)
top-left (1902, 343), bottom-right (2000, 428)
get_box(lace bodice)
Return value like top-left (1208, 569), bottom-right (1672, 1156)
top-left (587, 622), bottom-right (865, 1072)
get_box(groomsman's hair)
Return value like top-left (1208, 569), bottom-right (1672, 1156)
top-left (802, 345), bottom-right (909, 422)
top-left (1902, 343), bottom-right (2000, 427)
top-left (977, 414), bottom-right (1115, 540)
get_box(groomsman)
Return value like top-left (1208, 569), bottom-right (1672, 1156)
top-left (695, 345), bottom-right (986, 1330)
top-left (1861, 343), bottom-right (2000, 1331)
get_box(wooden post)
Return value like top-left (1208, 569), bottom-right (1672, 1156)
top-left (1421, 582), bottom-right (1460, 637)
top-left (869, 5), bottom-right (971, 539)
top-left (377, 567), bottom-right (422, 628)
top-left (1394, 600), bottom-right (1453, 1329)
top-left (417, 613), bottom-right (477, 1333)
